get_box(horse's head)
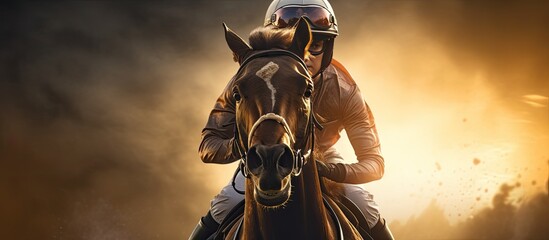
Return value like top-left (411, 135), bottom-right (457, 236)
top-left (225, 19), bottom-right (314, 207)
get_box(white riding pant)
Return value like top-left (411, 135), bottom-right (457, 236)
top-left (210, 171), bottom-right (380, 229)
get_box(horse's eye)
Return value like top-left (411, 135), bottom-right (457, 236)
top-left (304, 85), bottom-right (313, 98)
top-left (233, 88), bottom-right (241, 101)
top-left (304, 89), bottom-right (312, 98)
top-left (233, 92), bottom-right (241, 101)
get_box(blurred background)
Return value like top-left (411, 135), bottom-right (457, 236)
top-left (1, 1), bottom-right (547, 239)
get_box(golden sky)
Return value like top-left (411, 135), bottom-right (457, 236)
top-left (331, 3), bottom-right (549, 223)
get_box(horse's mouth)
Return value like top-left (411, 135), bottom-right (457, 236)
top-left (254, 181), bottom-right (291, 207)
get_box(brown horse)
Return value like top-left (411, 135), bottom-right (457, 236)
top-left (221, 19), bottom-right (364, 240)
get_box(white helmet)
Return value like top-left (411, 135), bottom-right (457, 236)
top-left (265, 0), bottom-right (338, 77)
top-left (264, 0), bottom-right (338, 37)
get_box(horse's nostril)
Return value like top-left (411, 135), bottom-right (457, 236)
top-left (277, 145), bottom-right (294, 175)
top-left (247, 146), bottom-right (262, 173)
top-left (248, 144), bottom-right (294, 177)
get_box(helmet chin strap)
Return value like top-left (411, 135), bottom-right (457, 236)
top-left (320, 37), bottom-right (334, 73)
top-left (312, 71), bottom-right (322, 80)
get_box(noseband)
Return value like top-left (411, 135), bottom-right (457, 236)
top-left (242, 112), bottom-right (309, 177)
top-left (232, 49), bottom-right (319, 180)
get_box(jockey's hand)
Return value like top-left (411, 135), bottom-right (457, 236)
top-left (316, 160), bottom-right (346, 182)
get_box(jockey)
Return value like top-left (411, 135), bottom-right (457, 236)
top-left (190, 0), bottom-right (394, 239)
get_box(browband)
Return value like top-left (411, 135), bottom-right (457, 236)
top-left (237, 49), bottom-right (310, 79)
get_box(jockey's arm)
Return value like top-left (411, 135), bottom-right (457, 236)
top-left (322, 85), bottom-right (385, 184)
top-left (198, 76), bottom-right (241, 164)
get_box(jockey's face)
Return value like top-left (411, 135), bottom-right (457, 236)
top-left (305, 39), bottom-right (324, 81)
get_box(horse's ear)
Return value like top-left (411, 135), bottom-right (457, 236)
top-left (289, 17), bottom-right (312, 58)
top-left (223, 23), bottom-right (252, 63)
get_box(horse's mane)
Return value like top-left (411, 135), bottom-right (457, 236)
top-left (248, 26), bottom-right (294, 51)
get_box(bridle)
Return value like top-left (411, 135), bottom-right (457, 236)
top-left (229, 49), bottom-right (342, 240)
top-left (231, 49), bottom-right (322, 184)
top-left (238, 112), bottom-right (309, 177)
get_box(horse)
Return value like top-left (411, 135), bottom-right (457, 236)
top-left (218, 18), bottom-right (365, 240)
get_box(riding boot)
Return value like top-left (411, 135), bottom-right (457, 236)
top-left (369, 217), bottom-right (394, 240)
top-left (188, 211), bottom-right (220, 240)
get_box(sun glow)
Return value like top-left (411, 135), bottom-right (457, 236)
top-left (332, 27), bottom-right (549, 224)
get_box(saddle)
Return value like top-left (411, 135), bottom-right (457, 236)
top-left (211, 199), bottom-right (244, 240)
top-left (211, 195), bottom-right (374, 240)
top-left (335, 194), bottom-right (374, 240)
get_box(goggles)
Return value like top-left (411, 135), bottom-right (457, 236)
top-left (308, 39), bottom-right (325, 56)
top-left (270, 6), bottom-right (335, 30)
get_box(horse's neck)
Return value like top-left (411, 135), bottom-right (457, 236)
top-left (243, 164), bottom-right (334, 239)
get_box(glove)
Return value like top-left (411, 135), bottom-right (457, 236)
top-left (316, 160), bottom-right (346, 182)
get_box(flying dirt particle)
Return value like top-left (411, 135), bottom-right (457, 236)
top-left (517, 174), bottom-right (522, 179)
top-left (439, 182), bottom-right (443, 186)
top-left (484, 189), bottom-right (488, 193)
top-left (515, 182), bottom-right (521, 187)
top-left (532, 180), bottom-right (537, 185)
top-left (473, 158), bottom-right (481, 165)
top-left (462, 118), bottom-right (467, 122)
top-left (476, 197), bottom-right (481, 201)
top-left (435, 162), bottom-right (441, 171)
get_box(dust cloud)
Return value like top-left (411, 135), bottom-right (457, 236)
top-left (390, 182), bottom-right (549, 240)
top-left (0, 1), bottom-right (263, 239)
top-left (1, 1), bottom-right (548, 239)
